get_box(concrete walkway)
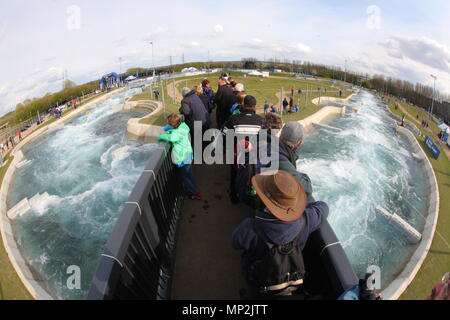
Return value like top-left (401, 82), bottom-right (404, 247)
top-left (170, 109), bottom-right (247, 299)
top-left (170, 162), bottom-right (248, 299)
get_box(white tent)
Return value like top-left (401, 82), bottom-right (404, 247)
top-left (181, 67), bottom-right (198, 73)
top-left (438, 123), bottom-right (449, 133)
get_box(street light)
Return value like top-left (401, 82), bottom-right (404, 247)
top-left (344, 59), bottom-right (347, 83)
top-left (149, 41), bottom-right (155, 77)
top-left (429, 74), bottom-right (437, 121)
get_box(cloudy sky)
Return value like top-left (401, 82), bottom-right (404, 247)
top-left (0, 0), bottom-right (449, 116)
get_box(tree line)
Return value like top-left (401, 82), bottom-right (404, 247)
top-left (4, 80), bottom-right (99, 125)
top-left (5, 58), bottom-right (448, 126)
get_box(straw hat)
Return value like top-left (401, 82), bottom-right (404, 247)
top-left (251, 170), bottom-right (307, 222)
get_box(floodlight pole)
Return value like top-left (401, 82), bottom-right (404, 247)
top-left (305, 84), bottom-right (308, 108)
top-left (118, 57), bottom-right (123, 86)
top-left (344, 59), bottom-right (347, 83)
top-left (429, 74), bottom-right (437, 121)
top-left (149, 41), bottom-right (155, 77)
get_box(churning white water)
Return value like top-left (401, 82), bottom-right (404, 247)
top-left (8, 88), bottom-right (156, 299)
top-left (298, 91), bottom-right (427, 288)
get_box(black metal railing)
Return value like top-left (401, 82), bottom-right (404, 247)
top-left (88, 142), bottom-right (183, 300)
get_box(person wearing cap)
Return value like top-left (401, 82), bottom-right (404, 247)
top-left (231, 170), bottom-right (329, 280)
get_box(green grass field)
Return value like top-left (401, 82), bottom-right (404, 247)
top-left (173, 71), bottom-right (349, 123)
top-left (384, 98), bottom-right (450, 300)
top-left (129, 71), bottom-right (350, 126)
top-left (0, 153), bottom-right (33, 300)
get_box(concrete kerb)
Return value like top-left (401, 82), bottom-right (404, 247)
top-left (311, 91), bottom-right (358, 106)
top-left (380, 126), bottom-right (440, 300)
top-left (125, 98), bottom-right (164, 141)
top-left (298, 106), bottom-right (347, 133)
top-left (0, 88), bottom-right (126, 300)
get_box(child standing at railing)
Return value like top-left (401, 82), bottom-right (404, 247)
top-left (157, 114), bottom-right (201, 200)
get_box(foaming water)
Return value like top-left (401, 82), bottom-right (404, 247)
top-left (298, 91), bottom-right (427, 288)
top-left (8, 88), bottom-right (156, 299)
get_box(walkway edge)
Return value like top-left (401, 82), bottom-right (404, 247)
top-left (0, 88), bottom-right (125, 300)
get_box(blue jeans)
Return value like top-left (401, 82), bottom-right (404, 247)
top-left (178, 164), bottom-right (199, 196)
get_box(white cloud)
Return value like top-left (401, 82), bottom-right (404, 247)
top-left (143, 26), bottom-right (166, 41)
top-left (183, 41), bottom-right (201, 48)
top-left (241, 39), bottom-right (311, 55)
top-left (213, 24), bottom-right (224, 35)
top-left (112, 36), bottom-right (127, 47)
top-left (380, 36), bottom-right (450, 73)
top-left (0, 24), bottom-right (5, 42)
top-left (0, 67), bottom-right (63, 115)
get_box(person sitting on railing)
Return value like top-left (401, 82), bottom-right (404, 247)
top-left (231, 170), bottom-right (329, 297)
top-left (157, 114), bottom-right (202, 200)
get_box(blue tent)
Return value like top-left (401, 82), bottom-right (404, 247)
top-left (100, 72), bottom-right (122, 90)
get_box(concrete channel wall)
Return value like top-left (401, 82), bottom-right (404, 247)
top-left (380, 126), bottom-right (440, 300)
top-left (298, 105), bottom-right (346, 133)
top-left (124, 98), bottom-right (164, 142)
top-left (0, 88), bottom-right (125, 300)
top-left (311, 91), bottom-right (357, 106)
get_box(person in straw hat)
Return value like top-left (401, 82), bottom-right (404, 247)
top-left (231, 170), bottom-right (329, 293)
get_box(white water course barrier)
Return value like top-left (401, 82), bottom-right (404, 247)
top-left (7, 198), bottom-right (31, 220)
top-left (375, 206), bottom-right (422, 244)
top-left (15, 159), bottom-right (32, 169)
top-left (312, 122), bottom-right (343, 133)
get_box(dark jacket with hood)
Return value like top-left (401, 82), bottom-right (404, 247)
top-left (231, 201), bottom-right (329, 268)
top-left (214, 84), bottom-right (236, 127)
top-left (180, 90), bottom-right (211, 129)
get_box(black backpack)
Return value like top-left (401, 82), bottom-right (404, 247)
top-left (247, 218), bottom-right (307, 295)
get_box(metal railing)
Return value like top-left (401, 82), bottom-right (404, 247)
top-left (88, 142), bottom-right (184, 300)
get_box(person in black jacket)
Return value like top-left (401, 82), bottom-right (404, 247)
top-left (282, 97), bottom-right (289, 113)
top-left (224, 95), bottom-right (263, 203)
top-left (180, 87), bottom-right (211, 147)
top-left (214, 78), bottom-right (236, 128)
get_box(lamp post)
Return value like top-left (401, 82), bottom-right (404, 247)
top-left (149, 41), bottom-right (155, 77)
top-left (344, 59), bottom-right (347, 83)
top-left (429, 74), bottom-right (437, 121)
